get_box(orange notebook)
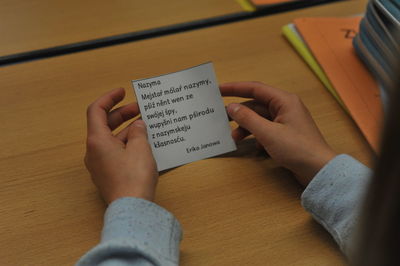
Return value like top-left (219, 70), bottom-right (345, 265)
top-left (294, 17), bottom-right (383, 152)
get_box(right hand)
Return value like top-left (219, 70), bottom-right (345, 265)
top-left (84, 88), bottom-right (158, 204)
top-left (221, 81), bottom-right (337, 186)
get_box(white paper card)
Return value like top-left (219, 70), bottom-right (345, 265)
top-left (132, 62), bottom-right (236, 171)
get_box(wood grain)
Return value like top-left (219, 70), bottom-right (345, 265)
top-left (0, 0), bottom-right (372, 265)
top-left (0, 0), bottom-right (241, 57)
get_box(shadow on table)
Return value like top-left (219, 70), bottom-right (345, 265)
top-left (217, 137), bottom-right (268, 159)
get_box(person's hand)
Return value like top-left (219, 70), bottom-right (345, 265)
top-left (221, 82), bottom-right (337, 186)
top-left (84, 88), bottom-right (158, 204)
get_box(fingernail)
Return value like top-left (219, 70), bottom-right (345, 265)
top-left (133, 120), bottom-right (146, 128)
top-left (227, 103), bottom-right (241, 114)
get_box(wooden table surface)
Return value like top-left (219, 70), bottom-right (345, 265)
top-left (0, 0), bottom-right (372, 265)
top-left (0, 0), bottom-right (242, 57)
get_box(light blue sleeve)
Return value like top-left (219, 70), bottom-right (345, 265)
top-left (76, 197), bottom-right (182, 266)
top-left (301, 154), bottom-right (372, 256)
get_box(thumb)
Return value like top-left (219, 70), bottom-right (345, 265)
top-left (227, 103), bottom-right (275, 144)
top-left (126, 120), bottom-right (151, 150)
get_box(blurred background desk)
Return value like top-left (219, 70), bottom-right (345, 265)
top-left (0, 0), bottom-right (241, 58)
top-left (0, 0), bottom-right (371, 265)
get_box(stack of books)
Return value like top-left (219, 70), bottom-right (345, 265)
top-left (353, 0), bottom-right (400, 103)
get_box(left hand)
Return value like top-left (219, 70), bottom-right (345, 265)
top-left (221, 82), bottom-right (337, 186)
top-left (84, 88), bottom-right (158, 204)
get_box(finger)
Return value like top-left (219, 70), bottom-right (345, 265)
top-left (108, 102), bottom-right (140, 131)
top-left (126, 120), bottom-right (151, 151)
top-left (226, 100), bottom-right (270, 121)
top-left (232, 126), bottom-right (251, 142)
top-left (87, 88), bottom-right (125, 136)
top-left (115, 124), bottom-right (131, 143)
top-left (227, 103), bottom-right (276, 145)
top-left (220, 82), bottom-right (289, 105)
top-left (240, 100), bottom-right (271, 119)
top-left (255, 140), bottom-right (264, 151)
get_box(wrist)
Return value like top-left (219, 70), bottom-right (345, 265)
top-left (295, 148), bottom-right (337, 186)
top-left (105, 188), bottom-right (156, 205)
